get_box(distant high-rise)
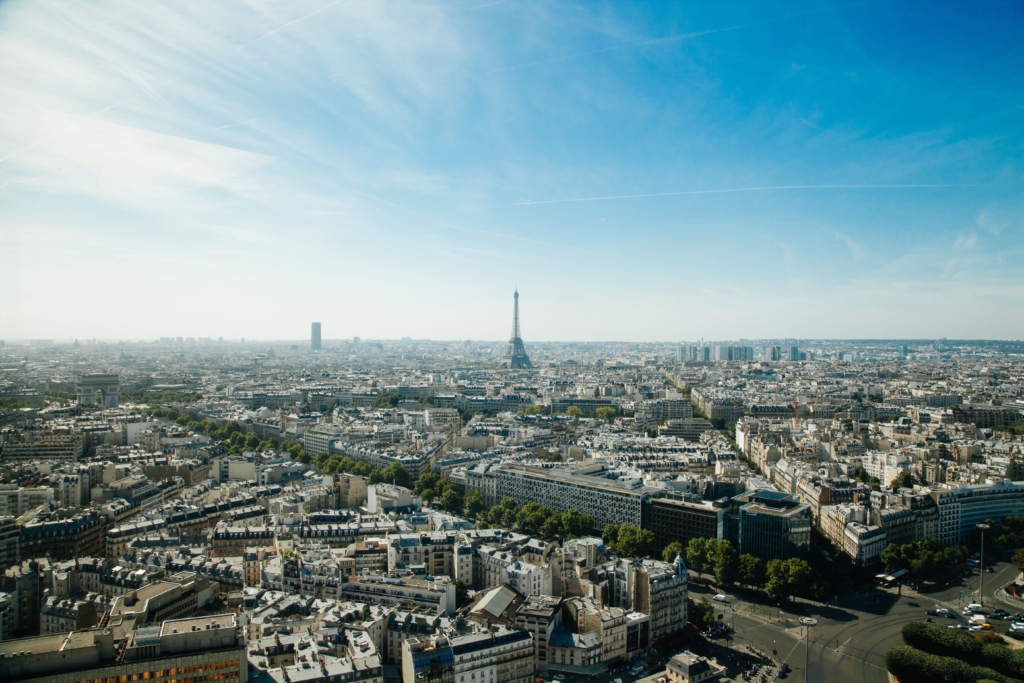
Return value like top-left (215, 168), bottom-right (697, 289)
top-left (504, 289), bottom-right (533, 369)
top-left (311, 322), bottom-right (321, 351)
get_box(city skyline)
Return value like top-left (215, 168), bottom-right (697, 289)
top-left (2, 1), bottom-right (1023, 340)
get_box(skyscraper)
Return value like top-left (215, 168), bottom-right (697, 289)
top-left (311, 322), bottom-right (321, 351)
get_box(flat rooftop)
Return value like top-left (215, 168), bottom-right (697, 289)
top-left (160, 614), bottom-right (236, 636)
top-left (0, 630), bottom-right (95, 656)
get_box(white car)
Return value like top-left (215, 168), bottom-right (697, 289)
top-left (713, 594), bottom-right (729, 603)
top-left (799, 618), bottom-right (818, 626)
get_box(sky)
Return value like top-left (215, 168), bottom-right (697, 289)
top-left (0, 0), bottom-right (1022, 342)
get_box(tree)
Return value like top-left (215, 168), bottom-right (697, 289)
top-left (662, 541), bottom-right (685, 564)
top-left (891, 470), bottom-right (916, 489)
top-left (1012, 548), bottom-right (1024, 573)
top-left (686, 537), bottom-right (712, 579)
top-left (712, 540), bottom-right (739, 586)
top-left (440, 487), bottom-right (462, 512)
top-left (738, 554), bottom-right (766, 587)
top-left (610, 524), bottom-right (654, 558)
top-left (464, 490), bottom-right (485, 519)
top-left (415, 473), bottom-right (440, 495)
top-left (595, 407), bottom-right (616, 422)
top-left (785, 558), bottom-right (813, 598)
top-left (561, 509), bottom-right (594, 538)
top-left (603, 524), bottom-right (620, 546)
top-left (566, 406), bottom-right (584, 418)
top-left (244, 432), bottom-right (261, 449)
top-left (765, 559), bottom-right (791, 602)
top-left (517, 503), bottom-right (550, 535)
top-left (453, 579), bottom-right (470, 607)
top-left (376, 463), bottom-right (410, 488)
top-left (688, 597), bottom-right (717, 627)
top-left (764, 558), bottom-right (814, 602)
top-left (540, 514), bottom-right (564, 538)
top-left (315, 451), bottom-right (331, 470)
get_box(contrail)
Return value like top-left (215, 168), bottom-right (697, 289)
top-left (922, 65), bottom-right (1024, 111)
top-left (487, 26), bottom-right (742, 74)
top-left (241, 0), bottom-right (345, 48)
top-left (513, 184), bottom-right (960, 206)
top-left (489, 1), bottom-right (879, 74)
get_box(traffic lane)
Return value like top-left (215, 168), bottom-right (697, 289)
top-left (724, 590), bottom-right (930, 683)
top-left (809, 605), bottom-right (922, 683)
top-left (908, 560), bottom-right (1017, 619)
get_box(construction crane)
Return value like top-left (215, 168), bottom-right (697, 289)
top-left (792, 401), bottom-right (816, 430)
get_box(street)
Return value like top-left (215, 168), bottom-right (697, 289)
top-left (687, 559), bottom-right (1023, 683)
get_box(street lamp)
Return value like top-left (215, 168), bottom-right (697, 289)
top-left (804, 625), bottom-right (811, 683)
top-left (978, 524), bottom-right (990, 607)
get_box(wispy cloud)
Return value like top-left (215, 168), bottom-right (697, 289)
top-left (513, 184), bottom-right (961, 205)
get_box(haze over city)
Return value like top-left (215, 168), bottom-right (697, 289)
top-left (2, 1), bottom-right (1023, 341)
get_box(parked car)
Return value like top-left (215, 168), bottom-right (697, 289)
top-left (713, 594), bottom-right (729, 603)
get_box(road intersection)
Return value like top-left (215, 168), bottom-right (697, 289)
top-left (688, 559), bottom-right (1023, 683)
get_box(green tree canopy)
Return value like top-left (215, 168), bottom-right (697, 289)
top-left (738, 554), bottom-right (766, 587)
top-left (464, 490), bottom-right (485, 519)
top-left (712, 540), bottom-right (739, 586)
top-left (686, 537), bottom-right (713, 579)
top-left (607, 524), bottom-right (654, 558)
top-left (662, 541), bottom-right (685, 564)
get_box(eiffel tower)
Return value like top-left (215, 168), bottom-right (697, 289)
top-left (504, 289), bottom-right (533, 369)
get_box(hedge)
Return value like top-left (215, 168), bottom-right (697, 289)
top-left (886, 646), bottom-right (1020, 683)
top-left (900, 621), bottom-right (1024, 680)
top-left (902, 621), bottom-right (982, 663)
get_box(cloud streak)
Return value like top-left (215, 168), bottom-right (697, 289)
top-left (488, 1), bottom-right (880, 73)
top-left (512, 184), bottom-right (965, 206)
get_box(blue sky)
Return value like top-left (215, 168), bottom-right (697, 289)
top-left (1, 0), bottom-right (1022, 341)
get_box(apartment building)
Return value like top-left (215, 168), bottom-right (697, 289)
top-left (514, 595), bottom-right (562, 672)
top-left (464, 461), bottom-right (501, 508)
top-left (210, 523), bottom-right (275, 557)
top-left (930, 479), bottom-right (1024, 544)
top-left (0, 485), bottom-right (54, 516)
top-left (1, 433), bottom-right (85, 462)
top-left (564, 598), bottom-right (627, 664)
top-left (495, 463), bottom-right (656, 530)
top-left (19, 510), bottom-right (105, 561)
top-left (387, 532), bottom-right (458, 577)
top-left (658, 419), bottom-right (714, 442)
top-left (342, 574), bottom-right (457, 616)
top-left (632, 557), bottom-right (688, 640)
